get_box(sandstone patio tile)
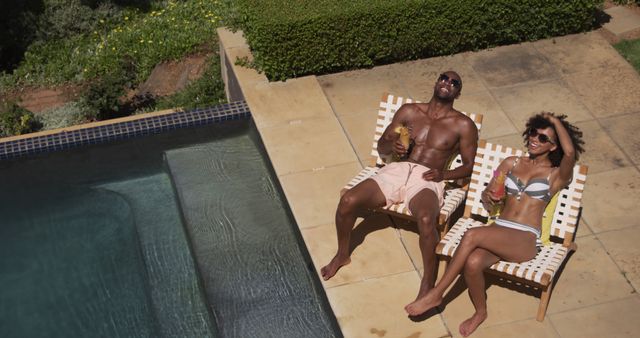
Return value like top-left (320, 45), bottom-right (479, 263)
top-left (224, 45), bottom-right (268, 87)
top-left (279, 162), bottom-right (362, 229)
top-left (565, 67), bottom-right (640, 118)
top-left (604, 6), bottom-right (640, 36)
top-left (575, 217), bottom-right (593, 238)
top-left (574, 120), bottom-right (632, 175)
top-left (547, 235), bottom-right (634, 314)
top-left (245, 76), bottom-right (336, 129)
top-left (301, 219), bottom-right (415, 288)
top-left (533, 32), bottom-right (631, 74)
top-left (581, 167), bottom-right (640, 233)
top-left (597, 226), bottom-right (640, 292)
top-left (259, 116), bottom-right (358, 175)
top-left (601, 112), bottom-right (640, 166)
top-left (396, 222), bottom-right (461, 280)
top-left (317, 65), bottom-right (408, 117)
top-left (461, 318), bottom-right (559, 338)
top-left (396, 223), bottom-right (422, 273)
top-left (549, 296), bottom-right (640, 338)
top-left (325, 271), bottom-right (450, 338)
top-left (454, 89), bottom-right (518, 139)
top-left (217, 27), bottom-right (249, 49)
top-left (491, 80), bottom-right (594, 131)
top-left (337, 110), bottom-right (379, 166)
top-left (391, 53), bottom-right (487, 98)
top-left (440, 275), bottom-right (541, 327)
top-left (467, 43), bottom-right (557, 88)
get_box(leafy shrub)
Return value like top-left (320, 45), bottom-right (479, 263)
top-left (78, 57), bottom-right (137, 120)
top-left (4, 0), bottom-right (224, 88)
top-left (0, 99), bottom-right (42, 137)
top-left (36, 0), bottom-right (101, 42)
top-left (228, 0), bottom-right (603, 81)
top-left (0, 0), bottom-right (42, 72)
top-left (35, 101), bottom-right (85, 130)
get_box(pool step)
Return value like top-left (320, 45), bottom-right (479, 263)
top-left (100, 175), bottom-right (218, 337)
top-left (164, 131), bottom-right (339, 338)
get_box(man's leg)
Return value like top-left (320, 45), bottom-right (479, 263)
top-left (320, 179), bottom-right (386, 280)
top-left (407, 188), bottom-right (441, 300)
top-left (459, 248), bottom-right (499, 337)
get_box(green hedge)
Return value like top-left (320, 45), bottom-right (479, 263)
top-left (228, 0), bottom-right (603, 81)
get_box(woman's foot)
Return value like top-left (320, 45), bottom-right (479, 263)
top-left (320, 255), bottom-right (351, 281)
top-left (404, 289), bottom-right (442, 316)
top-left (458, 311), bottom-right (487, 337)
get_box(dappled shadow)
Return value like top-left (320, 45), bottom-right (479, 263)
top-left (595, 8), bottom-right (613, 28)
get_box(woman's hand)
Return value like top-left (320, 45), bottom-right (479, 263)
top-left (481, 188), bottom-right (501, 206)
top-left (541, 112), bottom-right (561, 125)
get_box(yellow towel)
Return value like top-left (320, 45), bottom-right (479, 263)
top-left (541, 192), bottom-right (559, 246)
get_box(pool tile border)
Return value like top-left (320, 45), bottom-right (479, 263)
top-left (0, 101), bottom-right (250, 161)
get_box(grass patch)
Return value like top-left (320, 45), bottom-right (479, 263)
top-left (615, 38), bottom-right (640, 73)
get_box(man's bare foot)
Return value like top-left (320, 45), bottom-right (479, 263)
top-left (404, 289), bottom-right (442, 316)
top-left (320, 255), bottom-right (351, 281)
top-left (458, 311), bottom-right (487, 337)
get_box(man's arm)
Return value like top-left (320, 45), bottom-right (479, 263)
top-left (377, 104), bottom-right (413, 160)
top-left (442, 117), bottom-right (478, 181)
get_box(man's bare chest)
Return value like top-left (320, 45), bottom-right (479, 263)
top-left (408, 118), bottom-right (459, 150)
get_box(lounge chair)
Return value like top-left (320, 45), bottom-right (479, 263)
top-left (341, 93), bottom-right (483, 232)
top-left (436, 140), bottom-right (588, 321)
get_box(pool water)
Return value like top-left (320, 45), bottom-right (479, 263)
top-left (0, 119), bottom-right (339, 337)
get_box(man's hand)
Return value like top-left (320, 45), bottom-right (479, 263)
top-left (393, 139), bottom-right (409, 157)
top-left (422, 169), bottom-right (444, 182)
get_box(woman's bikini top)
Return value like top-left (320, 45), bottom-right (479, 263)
top-left (505, 157), bottom-right (553, 202)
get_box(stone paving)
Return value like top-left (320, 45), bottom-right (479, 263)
top-left (218, 6), bottom-right (640, 337)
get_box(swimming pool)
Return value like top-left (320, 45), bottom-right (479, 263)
top-left (0, 115), bottom-right (340, 337)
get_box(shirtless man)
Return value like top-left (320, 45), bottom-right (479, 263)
top-left (320, 71), bottom-right (478, 305)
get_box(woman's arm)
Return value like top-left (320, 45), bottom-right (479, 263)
top-left (545, 113), bottom-right (576, 188)
top-left (480, 157), bottom-right (516, 211)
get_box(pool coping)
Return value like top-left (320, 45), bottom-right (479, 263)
top-left (0, 101), bottom-right (250, 161)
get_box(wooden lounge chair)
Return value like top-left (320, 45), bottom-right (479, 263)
top-left (436, 140), bottom-right (588, 321)
top-left (341, 93), bottom-right (483, 232)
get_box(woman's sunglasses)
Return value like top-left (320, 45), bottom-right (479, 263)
top-left (528, 129), bottom-right (556, 145)
top-left (438, 73), bottom-right (461, 88)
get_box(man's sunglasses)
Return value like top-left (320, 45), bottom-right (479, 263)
top-left (528, 129), bottom-right (556, 145)
top-left (438, 73), bottom-right (461, 88)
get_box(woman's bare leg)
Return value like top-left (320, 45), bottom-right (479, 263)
top-left (459, 248), bottom-right (499, 337)
top-left (320, 179), bottom-right (386, 280)
top-left (405, 225), bottom-right (537, 315)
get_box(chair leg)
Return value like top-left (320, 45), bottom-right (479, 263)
top-left (537, 283), bottom-right (554, 322)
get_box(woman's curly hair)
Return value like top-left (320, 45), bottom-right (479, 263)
top-left (522, 112), bottom-right (585, 167)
